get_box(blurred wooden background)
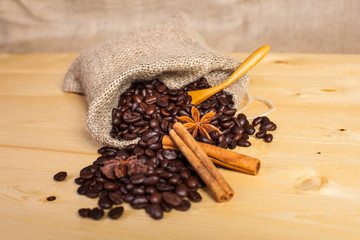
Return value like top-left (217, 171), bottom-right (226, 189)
top-left (1, 0), bottom-right (359, 54)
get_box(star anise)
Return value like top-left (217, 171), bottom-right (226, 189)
top-left (177, 106), bottom-right (222, 140)
top-left (100, 156), bottom-right (148, 179)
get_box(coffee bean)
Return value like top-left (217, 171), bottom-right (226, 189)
top-left (166, 160), bottom-right (184, 173)
top-left (86, 188), bottom-right (99, 198)
top-left (130, 173), bottom-right (146, 185)
top-left (78, 208), bottom-right (91, 218)
top-left (77, 184), bottom-right (88, 195)
top-left (149, 192), bottom-right (163, 204)
top-left (269, 122), bottom-right (277, 131)
top-left (149, 119), bottom-right (159, 128)
top-left (185, 176), bottom-right (199, 188)
top-left (233, 133), bottom-right (243, 142)
top-left (98, 195), bottom-right (113, 209)
top-left (124, 193), bottom-right (135, 203)
top-left (228, 139), bottom-right (237, 149)
top-left (180, 168), bottom-right (191, 179)
top-left (131, 196), bottom-right (148, 205)
top-left (145, 105), bottom-right (156, 115)
top-left (148, 143), bottom-right (162, 151)
top-left (46, 196), bottom-right (56, 201)
top-left (108, 190), bottom-right (123, 204)
top-left (108, 207), bottom-right (124, 220)
top-left (145, 186), bottom-right (157, 195)
top-left (252, 116), bottom-right (263, 126)
top-left (238, 140), bottom-right (251, 147)
top-left (132, 187), bottom-right (145, 196)
top-left (244, 125), bottom-right (255, 135)
top-left (144, 96), bottom-right (157, 105)
top-left (260, 122), bottom-right (274, 131)
top-left (74, 177), bottom-right (85, 185)
top-left (104, 182), bottom-right (120, 191)
top-left (89, 207), bottom-right (104, 220)
top-left (143, 175), bottom-right (160, 185)
top-left (124, 133), bottom-right (137, 140)
top-left (223, 109), bottom-right (237, 116)
top-left (156, 96), bottom-right (168, 107)
top-left (175, 184), bottom-right (188, 198)
top-left (53, 171), bottom-right (67, 181)
top-left (162, 192), bottom-right (182, 207)
top-left (255, 131), bottom-right (266, 138)
top-left (162, 150), bottom-right (177, 160)
top-left (147, 204), bottom-right (163, 220)
top-left (209, 131), bottom-right (220, 141)
top-left (156, 182), bottom-right (174, 192)
top-left (188, 190), bottom-right (202, 202)
top-left (264, 133), bottom-right (273, 142)
top-left (161, 201), bottom-right (172, 212)
top-left (174, 200), bottom-right (191, 211)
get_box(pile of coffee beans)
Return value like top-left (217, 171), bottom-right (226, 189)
top-left (70, 77), bottom-right (276, 220)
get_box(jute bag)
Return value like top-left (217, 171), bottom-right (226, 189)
top-left (63, 15), bottom-right (249, 148)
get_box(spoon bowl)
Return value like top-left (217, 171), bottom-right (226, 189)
top-left (188, 44), bottom-right (270, 105)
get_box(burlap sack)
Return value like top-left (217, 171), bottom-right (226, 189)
top-left (63, 16), bottom-right (249, 148)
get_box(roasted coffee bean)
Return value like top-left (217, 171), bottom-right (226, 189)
top-left (175, 184), bottom-right (188, 198)
top-left (228, 139), bottom-right (237, 149)
top-left (124, 144), bottom-right (137, 152)
top-left (86, 188), bottom-right (99, 198)
top-left (220, 121), bottom-right (235, 129)
top-left (94, 182), bottom-right (104, 191)
top-left (120, 185), bottom-right (128, 195)
top-left (133, 147), bottom-right (145, 156)
top-left (143, 175), bottom-right (160, 185)
top-left (89, 207), bottom-right (104, 220)
top-left (262, 116), bottom-right (270, 123)
top-left (149, 119), bottom-right (159, 128)
top-left (244, 125), bottom-right (255, 135)
top-left (104, 182), bottom-right (120, 191)
top-left (149, 192), bottom-right (163, 204)
top-left (184, 176), bottom-right (199, 189)
top-left (54, 171), bottom-right (67, 181)
top-left (260, 122), bottom-right (274, 131)
top-left (148, 143), bottom-right (162, 151)
top-left (108, 190), bottom-right (123, 204)
top-left (156, 96), bottom-right (168, 107)
top-left (255, 131), bottom-right (266, 138)
top-left (95, 177), bottom-right (107, 183)
top-left (242, 133), bottom-right (249, 140)
top-left (198, 136), bottom-right (214, 144)
top-left (147, 204), bottom-right (163, 220)
top-left (166, 160), bottom-right (184, 173)
top-left (162, 150), bottom-right (177, 160)
top-left (223, 108), bottom-right (237, 116)
top-left (130, 173), bottom-right (146, 185)
top-left (233, 133), bottom-right (243, 142)
top-left (131, 196), bottom-right (148, 206)
top-left (144, 149), bottom-right (155, 158)
top-left (144, 96), bottom-right (157, 105)
top-left (168, 175), bottom-right (182, 185)
top-left (132, 187), bottom-right (145, 196)
top-left (125, 182), bottom-right (135, 191)
top-left (231, 126), bottom-right (244, 135)
top-left (145, 105), bottom-right (156, 115)
top-left (124, 133), bottom-right (137, 140)
top-left (238, 140), bottom-right (251, 147)
top-left (188, 190), bottom-right (202, 202)
top-left (269, 122), bottom-right (277, 131)
top-left (145, 186), bottom-right (157, 195)
top-left (78, 208), bottom-right (91, 218)
top-left (46, 196), bottom-right (56, 201)
top-left (264, 133), bottom-right (273, 142)
top-left (252, 116), bottom-right (263, 126)
top-left (161, 201), bottom-right (173, 212)
top-left (108, 206), bottom-right (124, 220)
top-left (124, 193), bottom-right (135, 203)
top-left (162, 192), bottom-right (182, 207)
top-left (146, 135), bottom-right (160, 145)
top-left (174, 200), bottom-right (191, 211)
top-left (98, 195), bottom-right (113, 209)
top-left (158, 171), bottom-right (173, 179)
top-left (74, 177), bottom-right (85, 185)
top-left (180, 168), bottom-right (191, 179)
top-left (209, 131), bottom-right (220, 140)
top-left (77, 184), bottom-right (89, 195)
top-left (156, 182), bottom-right (174, 192)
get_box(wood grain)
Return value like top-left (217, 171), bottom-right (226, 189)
top-left (0, 53), bottom-right (360, 240)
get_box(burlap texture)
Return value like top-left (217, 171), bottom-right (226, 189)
top-left (63, 16), bottom-right (249, 148)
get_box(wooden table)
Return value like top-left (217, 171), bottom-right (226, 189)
top-left (1, 53), bottom-right (360, 240)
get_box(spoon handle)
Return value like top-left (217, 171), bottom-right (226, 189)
top-left (189, 44), bottom-right (270, 105)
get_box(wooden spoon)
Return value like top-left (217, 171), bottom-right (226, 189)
top-left (188, 44), bottom-right (270, 105)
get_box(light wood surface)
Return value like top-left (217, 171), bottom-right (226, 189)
top-left (0, 53), bottom-right (360, 240)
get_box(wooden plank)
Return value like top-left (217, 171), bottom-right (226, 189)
top-left (0, 53), bottom-right (360, 239)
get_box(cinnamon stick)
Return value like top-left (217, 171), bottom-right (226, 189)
top-left (170, 122), bottom-right (234, 202)
top-left (162, 135), bottom-right (260, 175)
